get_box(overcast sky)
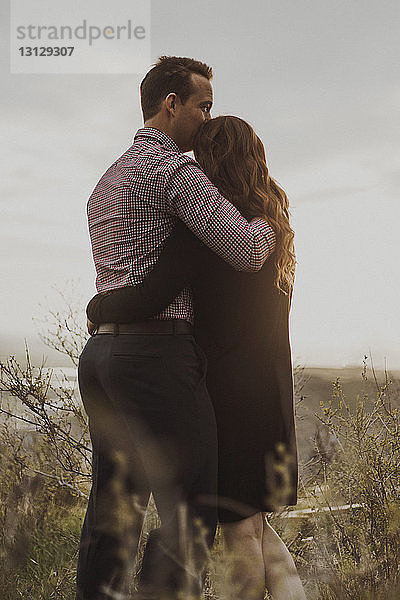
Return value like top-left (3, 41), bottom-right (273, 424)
top-left (1, 0), bottom-right (399, 368)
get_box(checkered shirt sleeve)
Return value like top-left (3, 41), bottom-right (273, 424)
top-left (165, 162), bottom-right (276, 272)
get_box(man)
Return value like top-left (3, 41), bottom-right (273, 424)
top-left (77, 56), bottom-right (276, 600)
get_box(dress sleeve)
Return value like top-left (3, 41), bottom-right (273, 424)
top-left (86, 222), bottom-right (201, 324)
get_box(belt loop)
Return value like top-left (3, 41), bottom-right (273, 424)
top-left (113, 323), bottom-right (119, 337)
top-left (173, 320), bottom-right (177, 336)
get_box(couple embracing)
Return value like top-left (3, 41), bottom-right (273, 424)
top-left (76, 56), bottom-right (306, 600)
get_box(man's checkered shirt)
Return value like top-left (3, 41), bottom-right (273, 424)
top-left (87, 127), bottom-right (276, 324)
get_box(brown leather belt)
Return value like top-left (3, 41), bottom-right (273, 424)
top-left (94, 320), bottom-right (193, 336)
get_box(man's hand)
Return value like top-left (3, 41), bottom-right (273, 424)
top-left (87, 318), bottom-right (97, 336)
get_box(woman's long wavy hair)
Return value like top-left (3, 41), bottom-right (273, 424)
top-left (193, 116), bottom-right (295, 294)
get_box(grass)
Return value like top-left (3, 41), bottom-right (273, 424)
top-left (1, 355), bottom-right (400, 599)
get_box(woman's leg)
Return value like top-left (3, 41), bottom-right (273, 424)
top-left (262, 514), bottom-right (306, 600)
top-left (221, 512), bottom-right (265, 600)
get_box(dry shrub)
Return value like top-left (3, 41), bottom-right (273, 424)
top-left (272, 358), bottom-right (400, 600)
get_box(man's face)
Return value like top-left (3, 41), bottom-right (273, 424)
top-left (173, 73), bottom-right (213, 152)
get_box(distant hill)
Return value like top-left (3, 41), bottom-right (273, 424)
top-left (295, 366), bottom-right (400, 462)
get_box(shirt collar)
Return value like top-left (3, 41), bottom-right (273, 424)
top-left (133, 127), bottom-right (181, 153)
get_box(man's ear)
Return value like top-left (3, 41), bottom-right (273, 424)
top-left (165, 92), bottom-right (177, 115)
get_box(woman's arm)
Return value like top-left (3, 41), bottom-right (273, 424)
top-left (86, 222), bottom-right (202, 324)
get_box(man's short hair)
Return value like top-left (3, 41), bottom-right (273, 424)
top-left (140, 56), bottom-right (213, 121)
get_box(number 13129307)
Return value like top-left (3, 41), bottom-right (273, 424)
top-left (18, 47), bottom-right (74, 56)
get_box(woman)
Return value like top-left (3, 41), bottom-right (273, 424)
top-left (87, 116), bottom-right (306, 600)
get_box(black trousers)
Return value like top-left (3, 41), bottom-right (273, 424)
top-left (76, 331), bottom-right (218, 600)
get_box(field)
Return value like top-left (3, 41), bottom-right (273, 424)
top-left (1, 335), bottom-right (400, 600)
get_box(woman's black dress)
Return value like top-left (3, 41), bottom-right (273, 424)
top-left (87, 222), bottom-right (298, 522)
